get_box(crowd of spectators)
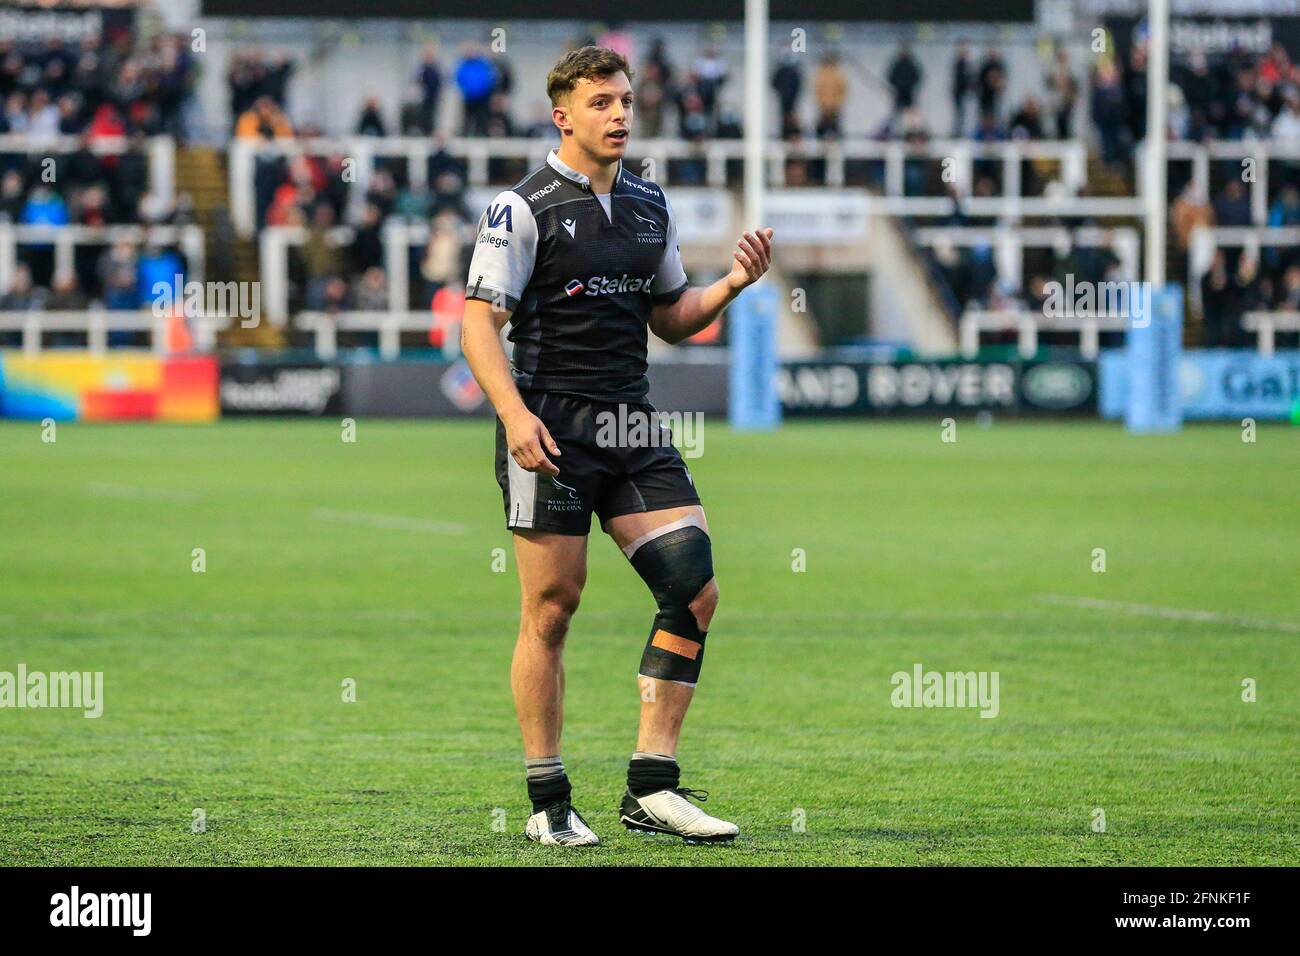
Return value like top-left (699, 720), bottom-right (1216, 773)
top-left (1197, 246), bottom-right (1300, 347)
top-left (893, 32), bottom-right (1300, 345)
top-left (1170, 176), bottom-right (1300, 347)
top-left (0, 33), bottom-right (197, 318)
top-left (0, 239), bottom-right (187, 313)
top-left (0, 134), bottom-right (186, 226)
top-left (1149, 37), bottom-right (1300, 345)
top-left (249, 133), bottom-right (475, 314)
top-left (236, 35), bottom-right (794, 149)
top-left (391, 39), bottom-right (745, 142)
top-left (240, 32), bottom-right (750, 311)
top-left (240, 33), bottom-right (855, 312)
top-left (1094, 35), bottom-right (1300, 165)
top-left (1, 33), bottom-right (197, 142)
top-left (873, 40), bottom-right (1078, 146)
top-left (923, 227), bottom-right (1127, 327)
top-left (0, 232), bottom-right (192, 350)
top-left (8, 23), bottom-right (1300, 350)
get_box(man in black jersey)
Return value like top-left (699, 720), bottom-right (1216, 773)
top-left (460, 46), bottom-right (773, 847)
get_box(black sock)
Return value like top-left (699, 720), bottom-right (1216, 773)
top-left (525, 756), bottom-right (571, 812)
top-left (627, 751), bottom-right (679, 797)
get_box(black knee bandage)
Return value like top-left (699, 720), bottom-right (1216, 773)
top-left (628, 525), bottom-right (715, 686)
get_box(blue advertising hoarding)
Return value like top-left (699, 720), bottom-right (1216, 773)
top-left (1100, 349), bottom-right (1300, 421)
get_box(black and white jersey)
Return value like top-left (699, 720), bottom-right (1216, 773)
top-left (465, 148), bottom-right (689, 403)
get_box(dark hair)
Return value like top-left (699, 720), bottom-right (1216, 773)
top-left (546, 46), bottom-right (633, 107)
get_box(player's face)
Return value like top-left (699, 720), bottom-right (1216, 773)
top-left (563, 72), bottom-right (633, 162)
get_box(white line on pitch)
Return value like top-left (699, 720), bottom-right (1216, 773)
top-left (312, 507), bottom-right (466, 535)
top-left (1037, 593), bottom-right (1300, 634)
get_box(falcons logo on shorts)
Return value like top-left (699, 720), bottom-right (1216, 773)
top-left (564, 279), bottom-right (585, 296)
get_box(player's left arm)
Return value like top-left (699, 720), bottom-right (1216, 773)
top-left (648, 194), bottom-right (773, 345)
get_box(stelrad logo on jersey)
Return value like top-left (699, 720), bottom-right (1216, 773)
top-left (566, 273), bottom-right (656, 297)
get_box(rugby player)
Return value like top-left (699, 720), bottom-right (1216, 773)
top-left (460, 46), bottom-right (773, 846)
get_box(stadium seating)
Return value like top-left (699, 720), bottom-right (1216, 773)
top-left (3, 21), bottom-right (1300, 359)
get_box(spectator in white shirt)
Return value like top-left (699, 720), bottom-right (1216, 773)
top-left (1271, 89), bottom-right (1300, 142)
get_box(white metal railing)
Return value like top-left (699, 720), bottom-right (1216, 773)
top-left (229, 136), bottom-right (1092, 237)
top-left (1188, 226), bottom-right (1300, 274)
top-left (259, 224), bottom-right (369, 327)
top-left (0, 134), bottom-right (175, 207)
top-left (259, 219), bottom-right (1139, 331)
top-left (1187, 225), bottom-right (1300, 317)
top-left (0, 309), bottom-right (234, 355)
top-left (1242, 311), bottom-right (1300, 357)
top-left (1160, 140), bottom-right (1300, 228)
top-left (959, 309), bottom-right (1129, 359)
top-left (228, 135), bottom-right (1300, 239)
top-left (296, 310), bottom-right (460, 360)
top-left (260, 224), bottom-right (307, 327)
top-left (961, 195), bottom-right (1144, 217)
top-left (0, 223), bottom-right (205, 295)
top-left (911, 225), bottom-right (1141, 300)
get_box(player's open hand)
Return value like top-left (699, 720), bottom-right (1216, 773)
top-left (726, 227), bottom-right (774, 290)
top-left (504, 409), bottom-right (561, 477)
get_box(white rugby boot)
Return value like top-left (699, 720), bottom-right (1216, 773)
top-left (619, 787), bottom-right (739, 843)
top-left (525, 800), bottom-right (601, 847)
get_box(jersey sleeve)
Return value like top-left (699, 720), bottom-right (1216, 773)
top-left (464, 189), bottom-right (538, 311)
top-left (650, 191), bottom-right (689, 306)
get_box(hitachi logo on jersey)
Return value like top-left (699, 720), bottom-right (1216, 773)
top-left (624, 178), bottom-right (657, 196)
top-left (576, 273), bottom-right (656, 296)
top-left (527, 179), bottom-right (563, 202)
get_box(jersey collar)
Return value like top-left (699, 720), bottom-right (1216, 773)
top-left (547, 147), bottom-right (623, 191)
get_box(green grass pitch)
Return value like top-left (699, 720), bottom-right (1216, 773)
top-left (1, 417), bottom-right (1296, 866)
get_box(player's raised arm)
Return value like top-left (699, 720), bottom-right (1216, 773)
top-left (649, 219), bottom-right (774, 345)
